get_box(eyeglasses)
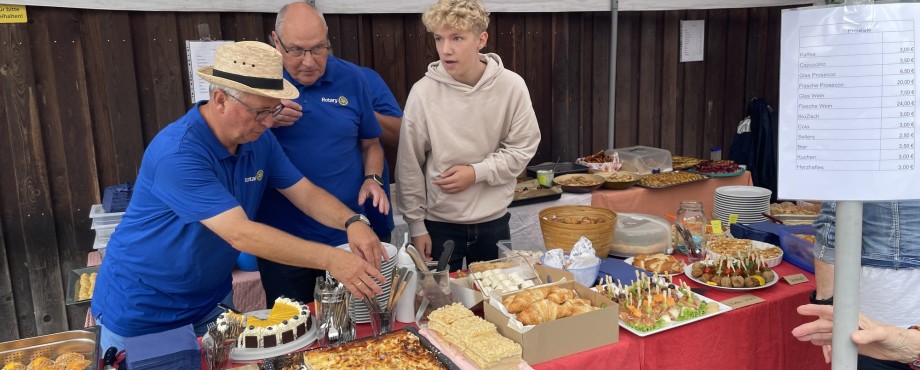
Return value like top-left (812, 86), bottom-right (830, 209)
top-left (276, 37), bottom-right (330, 59)
top-left (226, 93), bottom-right (284, 121)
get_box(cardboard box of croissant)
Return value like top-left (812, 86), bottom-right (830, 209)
top-left (483, 265), bottom-right (619, 364)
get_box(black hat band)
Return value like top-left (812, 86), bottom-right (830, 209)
top-left (213, 69), bottom-right (283, 90)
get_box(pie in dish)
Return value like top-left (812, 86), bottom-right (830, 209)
top-left (303, 330), bottom-right (447, 369)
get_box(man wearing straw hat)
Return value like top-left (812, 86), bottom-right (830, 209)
top-left (91, 41), bottom-right (386, 352)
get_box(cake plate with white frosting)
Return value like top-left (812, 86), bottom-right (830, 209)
top-left (230, 313), bottom-right (318, 362)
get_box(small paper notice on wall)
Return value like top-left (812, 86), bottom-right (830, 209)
top-left (186, 40), bottom-right (234, 104)
top-left (0, 4), bottom-right (27, 24)
top-left (680, 20), bottom-right (705, 62)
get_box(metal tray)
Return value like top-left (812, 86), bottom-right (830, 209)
top-left (65, 265), bottom-right (100, 306)
top-left (303, 327), bottom-right (459, 370)
top-left (636, 171), bottom-right (710, 189)
top-left (0, 327), bottom-right (99, 367)
top-left (511, 186), bottom-right (562, 207)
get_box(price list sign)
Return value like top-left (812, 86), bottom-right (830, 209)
top-left (780, 4), bottom-right (920, 201)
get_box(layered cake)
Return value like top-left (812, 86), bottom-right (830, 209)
top-left (233, 297), bottom-right (311, 348)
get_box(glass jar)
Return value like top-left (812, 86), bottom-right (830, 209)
top-left (675, 200), bottom-right (707, 261)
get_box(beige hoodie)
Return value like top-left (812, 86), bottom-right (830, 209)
top-left (396, 53), bottom-right (541, 237)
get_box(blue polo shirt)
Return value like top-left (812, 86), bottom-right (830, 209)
top-left (256, 56), bottom-right (381, 245)
top-left (91, 102), bottom-right (303, 337)
top-left (359, 67), bottom-right (403, 239)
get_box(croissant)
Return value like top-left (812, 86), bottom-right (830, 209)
top-left (562, 299), bottom-right (598, 315)
top-left (545, 288), bottom-right (576, 304)
top-left (516, 299), bottom-right (572, 325)
top-left (505, 287), bottom-right (551, 314)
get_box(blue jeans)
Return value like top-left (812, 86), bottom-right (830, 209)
top-left (94, 291), bottom-right (234, 356)
top-left (426, 212), bottom-right (511, 272)
top-left (814, 201), bottom-right (920, 269)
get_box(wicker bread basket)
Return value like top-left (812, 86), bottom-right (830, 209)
top-left (539, 205), bottom-right (618, 258)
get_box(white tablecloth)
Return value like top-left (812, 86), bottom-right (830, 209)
top-left (389, 192), bottom-right (593, 251)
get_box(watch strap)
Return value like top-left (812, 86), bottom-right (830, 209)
top-left (364, 174), bottom-right (383, 186)
top-left (809, 290), bottom-right (833, 305)
top-left (344, 214), bottom-right (370, 229)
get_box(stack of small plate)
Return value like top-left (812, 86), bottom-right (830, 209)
top-left (713, 186), bottom-right (772, 225)
top-left (336, 243), bottom-right (398, 324)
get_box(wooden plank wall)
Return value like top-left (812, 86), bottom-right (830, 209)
top-left (0, 5), bottom-right (790, 339)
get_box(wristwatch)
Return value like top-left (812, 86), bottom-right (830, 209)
top-left (344, 214), bottom-right (371, 229)
top-left (809, 290), bottom-right (833, 305)
top-left (364, 174), bottom-right (383, 186)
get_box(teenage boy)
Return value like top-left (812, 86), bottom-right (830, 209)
top-left (396, 0), bottom-right (540, 271)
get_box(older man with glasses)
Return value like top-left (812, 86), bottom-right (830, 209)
top-left (91, 41), bottom-right (384, 354)
top-left (255, 1), bottom-right (392, 306)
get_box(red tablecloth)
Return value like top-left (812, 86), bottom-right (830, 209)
top-left (531, 258), bottom-right (828, 370)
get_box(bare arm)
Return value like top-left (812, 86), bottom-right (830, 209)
top-left (358, 138), bottom-right (390, 216)
top-left (277, 178), bottom-right (388, 269)
top-left (376, 112), bottom-right (402, 150)
top-left (814, 258), bottom-right (834, 300)
top-left (200, 206), bottom-right (384, 298)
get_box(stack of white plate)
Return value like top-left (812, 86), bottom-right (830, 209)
top-left (713, 186), bottom-right (772, 225)
top-left (336, 242), bottom-right (398, 324)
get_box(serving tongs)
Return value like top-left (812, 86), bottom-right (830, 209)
top-left (674, 222), bottom-right (702, 257)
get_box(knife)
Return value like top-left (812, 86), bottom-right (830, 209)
top-left (436, 240), bottom-right (455, 272)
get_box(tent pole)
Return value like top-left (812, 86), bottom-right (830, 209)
top-left (832, 201), bottom-right (862, 370)
top-left (608, 0), bottom-right (619, 149)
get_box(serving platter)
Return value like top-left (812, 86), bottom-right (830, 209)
top-left (688, 167), bottom-right (746, 178)
top-left (619, 294), bottom-right (731, 337)
top-left (230, 313), bottom-right (318, 361)
top-left (623, 256), bottom-right (685, 277)
top-left (683, 263), bottom-right (779, 292)
top-left (636, 171), bottom-right (709, 189)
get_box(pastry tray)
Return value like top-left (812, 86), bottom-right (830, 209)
top-left (636, 171), bottom-right (710, 189)
top-left (65, 265), bottom-right (100, 306)
top-left (303, 327), bottom-right (459, 370)
top-left (0, 327), bottom-right (99, 367)
top-left (511, 186), bottom-right (562, 207)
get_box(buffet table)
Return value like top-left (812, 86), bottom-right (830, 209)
top-left (591, 171), bottom-right (753, 219)
top-left (232, 258), bottom-right (826, 370)
top-left (531, 257), bottom-right (828, 370)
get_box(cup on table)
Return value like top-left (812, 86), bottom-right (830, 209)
top-left (314, 277), bottom-right (350, 346)
top-left (537, 169), bottom-right (555, 188)
top-left (367, 305), bottom-right (395, 336)
top-left (414, 261), bottom-right (451, 327)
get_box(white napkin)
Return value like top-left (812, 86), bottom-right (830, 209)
top-left (543, 248), bottom-right (566, 269)
top-left (570, 237), bottom-right (595, 257)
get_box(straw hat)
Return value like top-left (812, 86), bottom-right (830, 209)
top-left (197, 41), bottom-right (298, 99)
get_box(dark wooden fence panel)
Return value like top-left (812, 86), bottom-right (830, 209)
top-left (0, 18), bottom-right (67, 339)
top-left (0, 6), bottom-right (796, 338)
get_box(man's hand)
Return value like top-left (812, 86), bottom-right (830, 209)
top-left (431, 165), bottom-right (476, 194)
top-left (346, 222), bottom-right (388, 270)
top-left (411, 234), bottom-right (433, 260)
top-left (271, 99), bottom-right (303, 128)
top-left (326, 248), bottom-right (385, 299)
top-left (358, 180), bottom-right (390, 216)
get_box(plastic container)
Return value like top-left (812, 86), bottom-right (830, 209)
top-left (606, 146), bottom-right (672, 175)
top-left (89, 203), bottom-right (124, 229)
top-left (609, 213), bottom-right (671, 257)
top-left (92, 224), bottom-right (116, 249)
top-left (778, 225), bottom-right (816, 274)
top-left (539, 254), bottom-right (601, 287)
top-left (710, 146), bottom-right (722, 160)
